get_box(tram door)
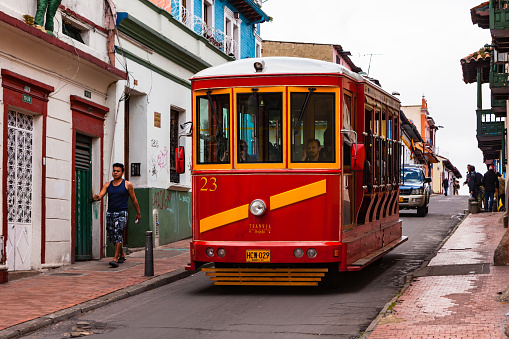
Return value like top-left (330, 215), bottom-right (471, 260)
top-left (342, 92), bottom-right (355, 229)
top-left (75, 134), bottom-right (93, 260)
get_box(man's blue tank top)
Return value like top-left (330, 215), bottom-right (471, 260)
top-left (107, 179), bottom-right (129, 212)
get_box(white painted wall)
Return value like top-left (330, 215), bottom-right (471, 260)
top-left (0, 5), bottom-right (123, 267)
top-left (0, 0), bottom-right (109, 63)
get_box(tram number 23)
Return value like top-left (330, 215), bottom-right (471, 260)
top-left (200, 177), bottom-right (217, 192)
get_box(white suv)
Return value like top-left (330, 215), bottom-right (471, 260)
top-left (399, 165), bottom-right (432, 217)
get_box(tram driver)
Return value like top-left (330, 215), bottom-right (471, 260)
top-left (301, 138), bottom-right (325, 162)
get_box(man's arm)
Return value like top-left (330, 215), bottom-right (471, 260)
top-left (126, 181), bottom-right (141, 221)
top-left (93, 182), bottom-right (110, 201)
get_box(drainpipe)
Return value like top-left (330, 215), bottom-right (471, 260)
top-left (105, 0), bottom-right (116, 66)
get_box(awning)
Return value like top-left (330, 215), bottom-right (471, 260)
top-left (425, 152), bottom-right (439, 163)
top-left (441, 157), bottom-right (463, 178)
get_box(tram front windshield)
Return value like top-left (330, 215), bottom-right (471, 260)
top-left (291, 92), bottom-right (335, 163)
top-left (196, 94), bottom-right (230, 164)
top-left (237, 92), bottom-right (283, 163)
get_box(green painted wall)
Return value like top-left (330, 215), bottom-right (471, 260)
top-left (127, 188), bottom-right (192, 248)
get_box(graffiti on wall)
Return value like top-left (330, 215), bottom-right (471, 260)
top-left (150, 143), bottom-right (170, 177)
top-left (156, 147), bottom-right (169, 173)
top-left (153, 189), bottom-right (172, 210)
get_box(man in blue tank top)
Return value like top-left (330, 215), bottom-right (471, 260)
top-left (93, 163), bottom-right (141, 268)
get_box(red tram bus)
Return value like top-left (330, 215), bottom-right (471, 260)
top-left (181, 57), bottom-right (407, 286)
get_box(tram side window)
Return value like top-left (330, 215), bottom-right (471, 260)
top-left (196, 94), bottom-right (230, 164)
top-left (291, 92), bottom-right (335, 162)
top-left (237, 92), bottom-right (283, 163)
top-left (343, 94), bottom-right (354, 166)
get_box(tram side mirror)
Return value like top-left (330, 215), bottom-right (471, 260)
top-left (175, 146), bottom-right (185, 174)
top-left (351, 144), bottom-right (365, 171)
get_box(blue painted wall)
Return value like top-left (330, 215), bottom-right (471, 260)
top-left (175, 0), bottom-right (261, 59)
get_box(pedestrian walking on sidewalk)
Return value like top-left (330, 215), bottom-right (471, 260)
top-left (442, 177), bottom-right (449, 196)
top-left (498, 172), bottom-right (506, 211)
top-left (482, 165), bottom-right (499, 212)
top-left (93, 163), bottom-right (141, 268)
top-left (463, 164), bottom-right (472, 186)
top-left (468, 165), bottom-right (480, 201)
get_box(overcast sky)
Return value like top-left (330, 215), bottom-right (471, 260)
top-left (260, 0), bottom-right (493, 194)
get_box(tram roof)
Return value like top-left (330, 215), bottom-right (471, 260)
top-left (191, 57), bottom-right (366, 82)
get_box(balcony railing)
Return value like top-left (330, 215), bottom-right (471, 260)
top-left (477, 109), bottom-right (505, 137)
top-left (148, 0), bottom-right (237, 57)
top-left (490, 62), bottom-right (509, 100)
top-left (490, 0), bottom-right (509, 29)
top-left (490, 63), bottom-right (509, 87)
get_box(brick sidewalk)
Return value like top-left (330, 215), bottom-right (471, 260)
top-left (0, 239), bottom-right (191, 333)
top-left (368, 213), bottom-right (509, 338)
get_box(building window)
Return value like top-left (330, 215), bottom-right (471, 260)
top-left (203, 0), bottom-right (214, 27)
top-left (254, 29), bottom-right (262, 58)
top-left (224, 6), bottom-right (240, 59)
top-left (62, 20), bottom-right (85, 44)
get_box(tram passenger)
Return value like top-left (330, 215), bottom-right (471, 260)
top-left (301, 138), bottom-right (325, 162)
top-left (239, 139), bottom-right (256, 163)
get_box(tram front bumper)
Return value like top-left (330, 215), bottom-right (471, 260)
top-left (187, 241), bottom-right (343, 268)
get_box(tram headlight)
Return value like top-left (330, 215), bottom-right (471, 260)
top-left (206, 247), bottom-right (215, 257)
top-left (306, 248), bottom-right (317, 259)
top-left (249, 199), bottom-right (266, 216)
top-left (294, 248), bottom-right (304, 258)
top-left (217, 248), bottom-right (226, 258)
top-left (254, 60), bottom-right (265, 72)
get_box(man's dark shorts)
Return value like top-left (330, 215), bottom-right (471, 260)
top-left (106, 211), bottom-right (128, 243)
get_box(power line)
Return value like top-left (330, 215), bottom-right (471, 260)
top-left (358, 53), bottom-right (383, 76)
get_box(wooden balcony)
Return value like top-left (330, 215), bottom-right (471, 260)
top-left (490, 0), bottom-right (509, 51)
top-left (490, 63), bottom-right (509, 99)
top-left (476, 109), bottom-right (505, 159)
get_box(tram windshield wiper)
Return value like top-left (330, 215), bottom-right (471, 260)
top-left (294, 88), bottom-right (316, 135)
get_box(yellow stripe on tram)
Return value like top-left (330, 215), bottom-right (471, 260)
top-left (270, 179), bottom-right (327, 211)
top-left (200, 204), bottom-right (249, 233)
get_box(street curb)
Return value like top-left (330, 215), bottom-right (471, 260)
top-left (0, 268), bottom-right (196, 338)
top-left (362, 211), bottom-right (469, 338)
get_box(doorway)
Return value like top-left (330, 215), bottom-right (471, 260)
top-left (75, 134), bottom-right (92, 260)
top-left (6, 110), bottom-right (34, 271)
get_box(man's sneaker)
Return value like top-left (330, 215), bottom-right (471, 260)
top-left (109, 261), bottom-right (119, 268)
top-left (118, 257), bottom-right (126, 264)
